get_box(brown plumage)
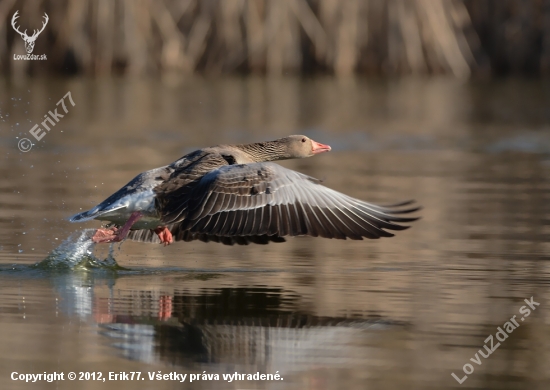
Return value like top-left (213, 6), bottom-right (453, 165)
top-left (69, 135), bottom-right (419, 245)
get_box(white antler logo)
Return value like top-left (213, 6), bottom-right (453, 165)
top-left (11, 11), bottom-right (49, 54)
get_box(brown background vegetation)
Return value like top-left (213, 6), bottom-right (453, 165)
top-left (1, 0), bottom-right (548, 78)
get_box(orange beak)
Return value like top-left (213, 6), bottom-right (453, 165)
top-left (311, 140), bottom-right (332, 154)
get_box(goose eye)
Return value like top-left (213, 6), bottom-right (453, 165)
top-left (301, 138), bottom-right (306, 142)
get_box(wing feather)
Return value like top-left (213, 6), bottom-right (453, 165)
top-left (154, 162), bottom-right (419, 241)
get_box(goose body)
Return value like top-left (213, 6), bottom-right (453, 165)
top-left (69, 135), bottom-right (419, 245)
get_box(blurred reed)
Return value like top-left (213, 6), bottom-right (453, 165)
top-left (0, 0), bottom-right (547, 77)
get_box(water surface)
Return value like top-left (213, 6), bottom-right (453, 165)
top-left (0, 77), bottom-right (549, 389)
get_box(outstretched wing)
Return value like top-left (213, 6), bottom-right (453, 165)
top-left (156, 162), bottom-right (419, 240)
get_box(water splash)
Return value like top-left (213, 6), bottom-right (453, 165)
top-left (35, 229), bottom-right (126, 270)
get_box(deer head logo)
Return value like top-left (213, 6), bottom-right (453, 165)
top-left (11, 11), bottom-right (49, 54)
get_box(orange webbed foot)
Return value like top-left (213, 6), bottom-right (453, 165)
top-left (154, 226), bottom-right (173, 246)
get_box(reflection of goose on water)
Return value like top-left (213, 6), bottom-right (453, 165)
top-left (100, 314), bottom-right (400, 372)
top-left (69, 135), bottom-right (419, 246)
top-left (91, 288), bottom-right (405, 371)
top-left (50, 271), bottom-right (405, 372)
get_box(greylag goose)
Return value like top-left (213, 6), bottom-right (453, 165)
top-left (69, 135), bottom-right (419, 246)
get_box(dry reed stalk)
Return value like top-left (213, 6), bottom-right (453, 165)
top-left (152, 0), bottom-right (189, 72)
top-left (414, 1), bottom-right (444, 74)
top-left (416, 0), bottom-right (471, 77)
top-left (48, 0), bottom-right (93, 74)
top-left (334, 0), bottom-right (359, 76)
top-left (0, 0), bottom-right (545, 77)
top-left (246, 0), bottom-right (266, 72)
top-left (396, 0), bottom-right (427, 74)
top-left (289, 0), bottom-right (327, 61)
top-left (217, 0), bottom-right (245, 72)
top-left (121, 0), bottom-right (149, 75)
top-left (448, 0), bottom-right (478, 66)
top-left (0, 0), bottom-right (17, 69)
top-left (318, 0), bottom-right (339, 67)
top-left (95, 0), bottom-right (114, 74)
top-left (541, 0), bottom-right (550, 73)
top-left (388, 0), bottom-right (404, 73)
top-left (67, 0), bottom-right (92, 74)
top-left (285, 0), bottom-right (302, 73)
top-left (266, 0), bottom-right (285, 75)
top-left (186, 1), bottom-right (212, 69)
